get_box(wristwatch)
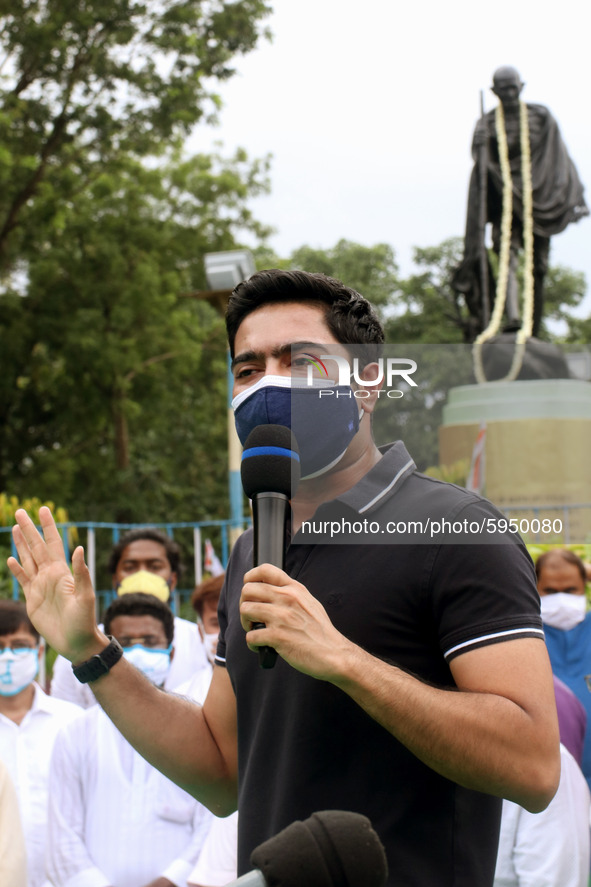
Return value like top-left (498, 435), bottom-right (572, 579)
top-left (72, 636), bottom-right (124, 684)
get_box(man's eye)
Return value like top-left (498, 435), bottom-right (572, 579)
top-left (235, 367), bottom-right (256, 379)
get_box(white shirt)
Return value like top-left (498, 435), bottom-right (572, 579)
top-left (174, 670), bottom-right (238, 887)
top-left (0, 683), bottom-right (81, 887)
top-left (46, 704), bottom-right (213, 887)
top-left (50, 616), bottom-right (210, 708)
top-left (0, 759), bottom-right (27, 887)
top-left (188, 811), bottom-right (238, 887)
top-left (494, 744), bottom-right (591, 887)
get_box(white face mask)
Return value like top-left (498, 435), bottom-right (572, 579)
top-left (123, 644), bottom-right (172, 687)
top-left (203, 632), bottom-right (219, 665)
top-left (540, 593), bottom-right (587, 631)
top-left (0, 648), bottom-right (39, 696)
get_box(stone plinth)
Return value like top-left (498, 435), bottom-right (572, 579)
top-left (439, 380), bottom-right (591, 540)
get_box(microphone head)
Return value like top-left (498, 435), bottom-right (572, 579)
top-left (250, 809), bottom-right (388, 887)
top-left (241, 424), bottom-right (301, 499)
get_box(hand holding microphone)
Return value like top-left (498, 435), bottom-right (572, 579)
top-left (240, 425), bottom-right (300, 669)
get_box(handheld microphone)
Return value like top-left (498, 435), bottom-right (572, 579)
top-left (240, 424), bottom-right (301, 669)
top-left (226, 809), bottom-right (388, 887)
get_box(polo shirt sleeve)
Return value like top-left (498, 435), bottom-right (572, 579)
top-left (428, 499), bottom-right (545, 664)
top-left (215, 580), bottom-right (228, 668)
top-left (215, 529), bottom-right (253, 667)
top-left (215, 529), bottom-right (253, 669)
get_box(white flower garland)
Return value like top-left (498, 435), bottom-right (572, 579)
top-left (473, 100), bottom-right (534, 383)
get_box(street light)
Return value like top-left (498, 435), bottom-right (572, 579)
top-left (199, 250), bottom-right (256, 545)
top-left (204, 250), bottom-right (256, 291)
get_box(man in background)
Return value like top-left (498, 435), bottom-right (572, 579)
top-left (494, 739), bottom-right (589, 887)
top-left (50, 527), bottom-right (209, 706)
top-left (46, 592), bottom-right (212, 887)
top-left (0, 600), bottom-right (80, 887)
top-left (181, 574), bottom-right (238, 887)
top-left (537, 548), bottom-right (591, 789)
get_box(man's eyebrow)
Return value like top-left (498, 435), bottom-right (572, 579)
top-left (231, 349), bottom-right (261, 371)
top-left (231, 342), bottom-right (326, 371)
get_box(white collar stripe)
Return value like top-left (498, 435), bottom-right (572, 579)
top-left (358, 458), bottom-right (416, 514)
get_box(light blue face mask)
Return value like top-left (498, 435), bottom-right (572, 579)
top-left (232, 375), bottom-right (361, 479)
top-left (0, 648), bottom-right (39, 696)
top-left (122, 644), bottom-right (172, 687)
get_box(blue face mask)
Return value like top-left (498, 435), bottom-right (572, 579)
top-left (122, 644), bottom-right (172, 687)
top-left (0, 648), bottom-right (39, 696)
top-left (232, 375), bottom-right (361, 479)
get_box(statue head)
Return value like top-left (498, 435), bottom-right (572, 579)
top-left (491, 66), bottom-right (524, 110)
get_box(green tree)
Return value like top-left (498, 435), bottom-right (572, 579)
top-left (0, 0), bottom-right (273, 522)
top-left (386, 238), bottom-right (467, 344)
top-left (541, 265), bottom-right (587, 339)
top-left (383, 237), bottom-right (588, 346)
top-left (0, 148), bottom-right (271, 521)
top-left (0, 0), bottom-right (271, 267)
top-left (289, 240), bottom-right (399, 309)
top-left (252, 238), bottom-right (401, 329)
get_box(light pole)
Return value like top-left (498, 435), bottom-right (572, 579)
top-left (194, 250), bottom-right (256, 545)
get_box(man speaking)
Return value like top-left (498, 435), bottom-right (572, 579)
top-left (8, 270), bottom-right (559, 886)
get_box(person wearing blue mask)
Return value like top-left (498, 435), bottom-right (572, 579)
top-left (0, 600), bottom-right (81, 887)
top-left (10, 269), bottom-right (560, 887)
top-left (45, 593), bottom-right (213, 887)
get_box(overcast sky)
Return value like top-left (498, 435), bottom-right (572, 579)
top-left (191, 0), bottom-right (591, 318)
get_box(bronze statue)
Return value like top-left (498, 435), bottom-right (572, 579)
top-left (453, 66), bottom-right (588, 341)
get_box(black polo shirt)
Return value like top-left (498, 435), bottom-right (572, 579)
top-left (216, 442), bottom-right (544, 886)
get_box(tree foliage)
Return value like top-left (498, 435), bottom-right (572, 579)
top-left (0, 148), bottom-right (271, 520)
top-left (0, 0), bottom-right (273, 522)
top-left (0, 0), bottom-right (271, 265)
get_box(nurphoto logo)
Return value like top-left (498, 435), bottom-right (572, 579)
top-left (303, 353), bottom-right (418, 399)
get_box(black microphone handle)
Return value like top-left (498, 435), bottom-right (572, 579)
top-left (252, 492), bottom-right (289, 669)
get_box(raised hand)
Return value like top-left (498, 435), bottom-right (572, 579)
top-left (7, 507), bottom-right (106, 663)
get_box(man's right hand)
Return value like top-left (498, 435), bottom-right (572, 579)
top-left (7, 507), bottom-right (107, 663)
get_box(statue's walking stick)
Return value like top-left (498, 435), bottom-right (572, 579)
top-left (477, 90), bottom-right (490, 329)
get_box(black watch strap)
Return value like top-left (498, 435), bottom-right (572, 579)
top-left (72, 636), bottom-right (124, 684)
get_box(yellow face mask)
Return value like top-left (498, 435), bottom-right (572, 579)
top-left (117, 570), bottom-right (171, 602)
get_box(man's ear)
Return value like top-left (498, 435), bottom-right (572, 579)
top-left (169, 572), bottom-right (178, 592)
top-left (355, 361), bottom-right (384, 416)
top-left (169, 645), bottom-right (175, 663)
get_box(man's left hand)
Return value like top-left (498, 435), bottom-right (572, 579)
top-left (240, 563), bottom-right (354, 680)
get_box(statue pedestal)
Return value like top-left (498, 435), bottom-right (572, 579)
top-left (439, 379), bottom-right (591, 540)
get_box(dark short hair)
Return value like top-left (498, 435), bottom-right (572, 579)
top-left (107, 528), bottom-right (183, 577)
top-left (0, 600), bottom-right (40, 642)
top-left (226, 269), bottom-right (384, 365)
top-left (103, 593), bottom-right (174, 645)
top-left (191, 573), bottom-right (225, 617)
top-left (535, 549), bottom-right (587, 585)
